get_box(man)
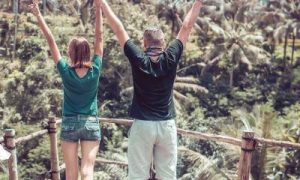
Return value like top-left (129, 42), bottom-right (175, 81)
top-left (100, 0), bottom-right (203, 179)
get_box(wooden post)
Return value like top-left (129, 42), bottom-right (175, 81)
top-left (48, 117), bottom-right (60, 180)
top-left (12, 0), bottom-right (18, 59)
top-left (238, 130), bottom-right (255, 180)
top-left (4, 129), bottom-right (18, 180)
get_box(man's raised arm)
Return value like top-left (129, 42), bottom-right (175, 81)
top-left (177, 0), bottom-right (202, 46)
top-left (100, 0), bottom-right (129, 48)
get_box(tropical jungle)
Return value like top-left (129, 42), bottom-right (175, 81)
top-left (0, 0), bottom-right (300, 179)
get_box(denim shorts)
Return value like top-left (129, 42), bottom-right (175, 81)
top-left (60, 115), bottom-right (101, 142)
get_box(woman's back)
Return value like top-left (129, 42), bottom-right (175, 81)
top-left (57, 55), bottom-right (102, 116)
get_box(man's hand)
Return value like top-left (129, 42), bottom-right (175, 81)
top-left (28, 0), bottom-right (41, 16)
top-left (176, 0), bottom-right (202, 45)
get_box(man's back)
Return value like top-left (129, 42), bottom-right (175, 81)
top-left (99, 0), bottom-right (203, 178)
top-left (124, 39), bottom-right (183, 120)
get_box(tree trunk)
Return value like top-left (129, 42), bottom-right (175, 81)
top-left (42, 0), bottom-right (46, 15)
top-left (229, 68), bottom-right (234, 89)
top-left (12, 0), bottom-right (18, 60)
top-left (283, 31), bottom-right (288, 71)
top-left (291, 33), bottom-right (295, 67)
top-left (8, 0), bottom-right (13, 11)
top-left (80, 0), bottom-right (91, 27)
top-left (258, 112), bottom-right (274, 180)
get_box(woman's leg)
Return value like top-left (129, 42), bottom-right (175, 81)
top-left (80, 140), bottom-right (100, 180)
top-left (61, 141), bottom-right (79, 180)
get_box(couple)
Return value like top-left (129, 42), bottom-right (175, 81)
top-left (29, 0), bottom-right (203, 179)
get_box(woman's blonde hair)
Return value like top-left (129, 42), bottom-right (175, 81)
top-left (68, 37), bottom-right (91, 68)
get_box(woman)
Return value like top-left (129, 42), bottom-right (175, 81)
top-left (29, 0), bottom-right (103, 179)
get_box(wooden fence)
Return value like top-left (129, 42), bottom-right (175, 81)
top-left (1, 117), bottom-right (300, 180)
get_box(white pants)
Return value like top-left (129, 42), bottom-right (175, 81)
top-left (128, 119), bottom-right (177, 180)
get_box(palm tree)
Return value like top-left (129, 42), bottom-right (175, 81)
top-left (258, 0), bottom-right (300, 69)
top-left (231, 103), bottom-right (283, 180)
top-left (178, 146), bottom-right (236, 180)
top-left (173, 0), bottom-right (271, 89)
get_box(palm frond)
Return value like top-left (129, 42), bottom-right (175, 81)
top-left (273, 25), bottom-right (287, 44)
top-left (120, 87), bottom-right (133, 96)
top-left (242, 34), bottom-right (264, 45)
top-left (259, 12), bottom-right (285, 27)
top-left (204, 45), bottom-right (226, 63)
top-left (176, 76), bottom-right (200, 84)
top-left (240, 44), bottom-right (271, 65)
top-left (174, 82), bottom-right (209, 95)
top-left (173, 93), bottom-right (184, 111)
top-left (234, 3), bottom-right (252, 23)
top-left (178, 147), bottom-right (232, 180)
top-left (236, 47), bottom-right (253, 71)
top-left (173, 90), bottom-right (189, 103)
top-left (208, 21), bottom-right (226, 37)
top-left (231, 109), bottom-right (253, 131)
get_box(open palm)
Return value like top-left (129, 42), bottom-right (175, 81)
top-left (28, 0), bottom-right (41, 16)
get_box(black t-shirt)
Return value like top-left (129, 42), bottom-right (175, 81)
top-left (124, 39), bottom-right (184, 120)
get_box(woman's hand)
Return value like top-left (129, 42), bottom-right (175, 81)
top-left (94, 0), bottom-right (102, 8)
top-left (28, 0), bottom-right (41, 16)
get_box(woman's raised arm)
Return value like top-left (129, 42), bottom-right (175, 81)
top-left (29, 0), bottom-right (61, 64)
top-left (100, 0), bottom-right (129, 49)
top-left (94, 0), bottom-right (103, 57)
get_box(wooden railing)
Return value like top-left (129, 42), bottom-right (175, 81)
top-left (1, 117), bottom-right (300, 180)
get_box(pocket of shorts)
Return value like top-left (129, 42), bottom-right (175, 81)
top-left (61, 123), bottom-right (76, 131)
top-left (84, 123), bottom-right (100, 131)
top-left (165, 121), bottom-right (177, 143)
top-left (128, 120), bottom-right (139, 137)
top-left (166, 121), bottom-right (176, 131)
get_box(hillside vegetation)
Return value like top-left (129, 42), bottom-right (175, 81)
top-left (0, 0), bottom-right (300, 179)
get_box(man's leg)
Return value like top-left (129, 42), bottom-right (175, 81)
top-left (154, 120), bottom-right (177, 180)
top-left (128, 120), bottom-right (156, 180)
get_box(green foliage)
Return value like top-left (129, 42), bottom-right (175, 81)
top-left (2, 59), bottom-right (62, 124)
top-left (1, 0), bottom-right (300, 179)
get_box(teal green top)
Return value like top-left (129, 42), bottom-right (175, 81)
top-left (57, 55), bottom-right (102, 116)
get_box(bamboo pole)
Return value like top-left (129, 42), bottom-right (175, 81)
top-left (238, 130), bottom-right (255, 180)
top-left (95, 118), bottom-right (300, 149)
top-left (15, 129), bottom-right (48, 144)
top-left (4, 129), bottom-right (18, 180)
top-left (100, 117), bottom-right (133, 126)
top-left (13, 117), bottom-right (300, 150)
top-left (94, 158), bottom-right (128, 167)
top-left (254, 137), bottom-right (300, 149)
top-left (177, 128), bottom-right (242, 146)
top-left (48, 117), bottom-right (60, 180)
